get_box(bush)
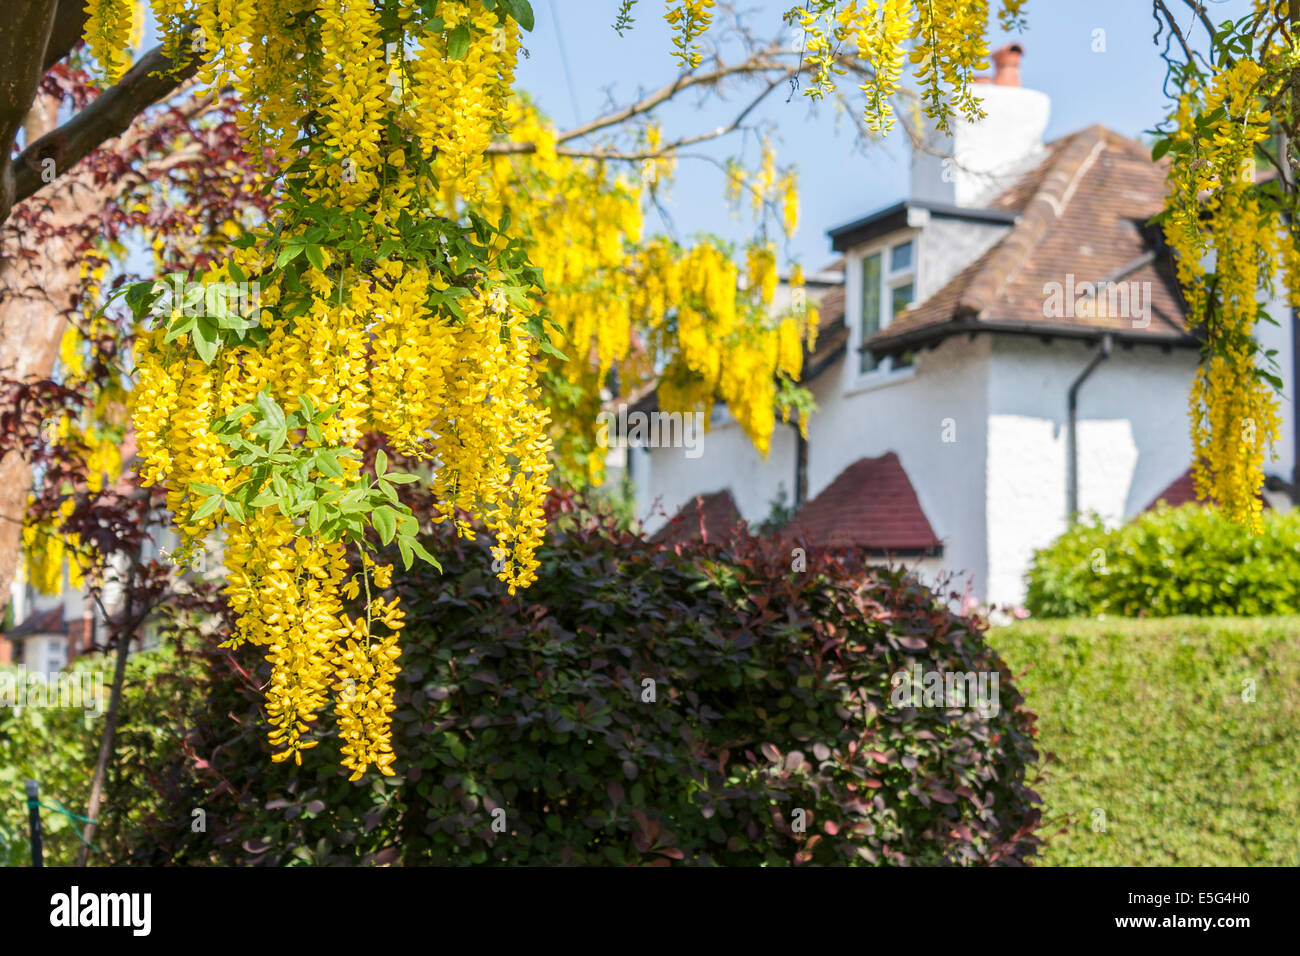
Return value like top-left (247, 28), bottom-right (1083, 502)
top-left (0, 648), bottom-right (199, 866)
top-left (1024, 504), bottom-right (1300, 617)
top-left (990, 616), bottom-right (1300, 865)
top-left (119, 497), bottom-right (1043, 866)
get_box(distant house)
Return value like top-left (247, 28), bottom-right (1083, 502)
top-left (3, 527), bottom-right (176, 672)
top-left (2, 575), bottom-right (96, 675)
top-left (632, 45), bottom-right (1297, 606)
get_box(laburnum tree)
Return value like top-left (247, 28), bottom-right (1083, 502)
top-left (1150, 0), bottom-right (1300, 530)
top-left (1, 0), bottom-right (1294, 784)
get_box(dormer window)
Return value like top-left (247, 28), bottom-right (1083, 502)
top-left (859, 237), bottom-right (916, 375)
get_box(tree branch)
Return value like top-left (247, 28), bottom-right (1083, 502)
top-left (42, 0), bottom-right (89, 74)
top-left (0, 0), bottom-right (59, 223)
top-left (10, 35), bottom-right (199, 216)
top-left (487, 44), bottom-right (875, 162)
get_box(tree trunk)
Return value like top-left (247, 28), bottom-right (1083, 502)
top-left (76, 617), bottom-right (132, 866)
top-left (0, 93), bottom-right (88, 615)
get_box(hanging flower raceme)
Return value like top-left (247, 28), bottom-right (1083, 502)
top-left (93, 1), bottom-right (550, 776)
top-left (1159, 55), bottom-right (1287, 531)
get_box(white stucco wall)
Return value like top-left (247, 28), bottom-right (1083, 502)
top-left (983, 337), bottom-right (1200, 606)
top-left (915, 217), bottom-right (1011, 303)
top-left (814, 336), bottom-right (992, 599)
top-left (635, 409), bottom-right (799, 534)
top-left (1255, 288), bottom-right (1296, 485)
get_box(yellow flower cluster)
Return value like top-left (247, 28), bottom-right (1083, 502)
top-left (115, 2), bottom-right (553, 775)
top-left (1164, 59), bottom-right (1283, 530)
top-left (665, 0), bottom-right (716, 69)
top-left (412, 4), bottom-right (519, 199)
top-left (724, 1), bottom-right (1021, 134)
top-left (21, 497), bottom-right (85, 595)
top-left (83, 0), bottom-right (139, 84)
top-left (853, 0), bottom-right (911, 133)
top-left (469, 100), bottom-right (816, 481)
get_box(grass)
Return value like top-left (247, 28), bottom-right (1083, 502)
top-left (989, 616), bottom-right (1300, 867)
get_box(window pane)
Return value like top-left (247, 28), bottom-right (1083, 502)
top-left (890, 241), bottom-right (913, 273)
top-left (860, 253), bottom-right (882, 373)
top-left (891, 281), bottom-right (914, 319)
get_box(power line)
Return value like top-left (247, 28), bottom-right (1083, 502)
top-left (549, 0), bottom-right (583, 128)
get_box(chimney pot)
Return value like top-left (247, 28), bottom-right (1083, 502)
top-left (990, 43), bottom-right (1023, 87)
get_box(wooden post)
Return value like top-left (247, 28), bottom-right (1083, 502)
top-left (25, 779), bottom-right (42, 867)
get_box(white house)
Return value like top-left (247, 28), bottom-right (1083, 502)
top-left (632, 45), bottom-right (1298, 607)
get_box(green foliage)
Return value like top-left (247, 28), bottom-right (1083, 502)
top-left (756, 483), bottom-right (795, 534)
top-left (189, 397), bottom-right (435, 571)
top-left (1025, 504), bottom-right (1300, 617)
top-left (991, 616), bottom-right (1300, 866)
top-left (117, 498), bottom-right (1042, 866)
top-left (0, 648), bottom-right (199, 866)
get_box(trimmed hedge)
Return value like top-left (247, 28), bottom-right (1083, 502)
top-left (115, 497), bottom-right (1043, 866)
top-left (1024, 504), bottom-right (1300, 617)
top-left (990, 616), bottom-right (1300, 866)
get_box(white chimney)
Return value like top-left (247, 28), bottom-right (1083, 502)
top-left (910, 44), bottom-right (1050, 208)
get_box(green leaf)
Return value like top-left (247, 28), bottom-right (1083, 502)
top-left (305, 245), bottom-right (325, 271)
top-left (375, 449), bottom-right (388, 477)
top-left (373, 507), bottom-right (398, 545)
top-left (275, 243), bottom-right (304, 269)
top-left (499, 0), bottom-right (534, 30)
top-left (192, 317), bottom-right (219, 364)
top-left (193, 494), bottom-right (224, 522)
top-left (398, 537), bottom-right (414, 571)
top-left (190, 482), bottom-right (223, 497)
top-left (410, 539), bottom-right (442, 571)
top-left (447, 24), bottom-right (471, 59)
top-left (223, 497), bottom-right (246, 523)
top-left (256, 391), bottom-right (286, 430)
top-left (316, 451), bottom-right (344, 479)
top-left (538, 338), bottom-right (569, 361)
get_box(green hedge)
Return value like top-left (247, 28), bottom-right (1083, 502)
top-left (110, 499), bottom-right (1042, 866)
top-left (1025, 504), bottom-right (1300, 617)
top-left (990, 616), bottom-right (1300, 866)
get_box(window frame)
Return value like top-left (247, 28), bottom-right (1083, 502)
top-left (852, 230), bottom-right (920, 387)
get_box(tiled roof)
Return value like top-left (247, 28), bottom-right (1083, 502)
top-left (1145, 468), bottom-right (1200, 510)
top-left (855, 126), bottom-right (1198, 356)
top-left (5, 605), bottom-right (64, 638)
top-left (784, 453), bottom-right (942, 554)
top-left (1143, 467), bottom-right (1270, 512)
top-left (651, 490), bottom-right (745, 546)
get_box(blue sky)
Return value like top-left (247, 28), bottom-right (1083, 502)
top-left (515, 0), bottom-right (1252, 269)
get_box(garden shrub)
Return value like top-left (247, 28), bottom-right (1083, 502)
top-left (1025, 504), bottom-right (1300, 617)
top-left (112, 496), bottom-right (1042, 866)
top-left (991, 616), bottom-right (1300, 865)
top-left (0, 647), bottom-right (200, 866)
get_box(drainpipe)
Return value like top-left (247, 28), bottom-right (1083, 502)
top-left (1066, 333), bottom-right (1113, 522)
top-left (1293, 308), bottom-right (1300, 497)
top-left (790, 417), bottom-right (808, 510)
